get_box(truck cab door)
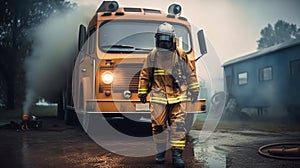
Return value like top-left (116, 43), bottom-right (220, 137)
top-left (73, 25), bottom-right (96, 112)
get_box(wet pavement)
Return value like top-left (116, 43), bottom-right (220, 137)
top-left (0, 117), bottom-right (200, 168)
top-left (190, 130), bottom-right (300, 168)
top-left (0, 117), bottom-right (300, 168)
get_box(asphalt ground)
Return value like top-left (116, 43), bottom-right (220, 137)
top-left (0, 115), bottom-right (300, 168)
top-left (0, 117), bottom-right (201, 168)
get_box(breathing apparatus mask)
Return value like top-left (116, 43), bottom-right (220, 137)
top-left (155, 22), bottom-right (176, 51)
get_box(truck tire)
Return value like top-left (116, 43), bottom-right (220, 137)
top-left (57, 91), bottom-right (66, 120)
top-left (65, 108), bottom-right (79, 125)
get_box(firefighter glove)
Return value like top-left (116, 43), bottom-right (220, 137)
top-left (139, 94), bottom-right (147, 104)
top-left (191, 92), bottom-right (198, 103)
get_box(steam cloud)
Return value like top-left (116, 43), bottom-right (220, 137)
top-left (23, 3), bottom-right (96, 114)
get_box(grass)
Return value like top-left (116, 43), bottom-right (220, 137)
top-left (0, 105), bottom-right (57, 122)
top-left (192, 113), bottom-right (300, 133)
top-left (1, 106), bottom-right (299, 133)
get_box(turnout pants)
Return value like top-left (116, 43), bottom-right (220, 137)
top-left (150, 102), bottom-right (187, 150)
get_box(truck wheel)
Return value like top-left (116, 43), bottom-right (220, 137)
top-left (57, 91), bottom-right (66, 120)
top-left (65, 108), bottom-right (79, 125)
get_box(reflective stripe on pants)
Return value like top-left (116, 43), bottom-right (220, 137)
top-left (150, 102), bottom-right (187, 149)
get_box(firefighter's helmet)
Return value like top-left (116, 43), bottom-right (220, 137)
top-left (155, 22), bottom-right (176, 51)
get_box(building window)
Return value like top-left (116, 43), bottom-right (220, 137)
top-left (290, 59), bottom-right (300, 76)
top-left (259, 66), bottom-right (273, 81)
top-left (238, 72), bottom-right (248, 85)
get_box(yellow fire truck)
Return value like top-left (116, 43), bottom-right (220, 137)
top-left (62, 1), bottom-right (207, 131)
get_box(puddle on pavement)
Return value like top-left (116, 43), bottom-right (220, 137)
top-left (194, 144), bottom-right (227, 168)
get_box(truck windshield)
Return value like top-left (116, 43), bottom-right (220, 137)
top-left (99, 20), bottom-right (191, 53)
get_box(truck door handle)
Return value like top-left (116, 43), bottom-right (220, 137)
top-left (81, 68), bottom-right (87, 72)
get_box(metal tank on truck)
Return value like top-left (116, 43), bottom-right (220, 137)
top-left (62, 1), bottom-right (208, 132)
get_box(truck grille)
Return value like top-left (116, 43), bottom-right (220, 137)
top-left (112, 63), bottom-right (143, 93)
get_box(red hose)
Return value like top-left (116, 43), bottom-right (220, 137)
top-left (258, 142), bottom-right (300, 160)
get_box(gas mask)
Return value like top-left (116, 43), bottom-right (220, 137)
top-left (156, 34), bottom-right (175, 51)
top-left (155, 22), bottom-right (176, 52)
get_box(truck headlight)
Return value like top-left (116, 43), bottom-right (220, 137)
top-left (102, 71), bottom-right (114, 84)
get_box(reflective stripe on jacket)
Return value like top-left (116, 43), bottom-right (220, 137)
top-left (138, 47), bottom-right (199, 104)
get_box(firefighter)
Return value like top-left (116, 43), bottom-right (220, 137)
top-left (138, 22), bottom-right (199, 168)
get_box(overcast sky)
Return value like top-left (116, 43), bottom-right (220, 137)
top-left (72, 0), bottom-right (300, 63)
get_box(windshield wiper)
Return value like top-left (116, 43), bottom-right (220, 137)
top-left (134, 47), bottom-right (152, 51)
top-left (102, 45), bottom-right (152, 52)
top-left (101, 44), bottom-right (135, 49)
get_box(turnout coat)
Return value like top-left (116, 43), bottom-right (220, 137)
top-left (138, 47), bottom-right (199, 104)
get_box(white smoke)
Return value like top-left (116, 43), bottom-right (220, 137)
top-left (23, 3), bottom-right (97, 114)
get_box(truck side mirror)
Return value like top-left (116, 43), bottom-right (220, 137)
top-left (195, 30), bottom-right (207, 61)
top-left (78, 24), bottom-right (87, 52)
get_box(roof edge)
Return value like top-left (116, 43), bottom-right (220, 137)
top-left (223, 39), bottom-right (300, 67)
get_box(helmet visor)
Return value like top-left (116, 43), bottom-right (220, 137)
top-left (156, 34), bottom-right (174, 50)
top-left (157, 34), bottom-right (172, 42)
top-left (158, 41), bottom-right (172, 50)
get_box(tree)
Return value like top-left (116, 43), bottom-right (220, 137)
top-left (257, 20), bottom-right (300, 49)
top-left (0, 0), bottom-right (76, 109)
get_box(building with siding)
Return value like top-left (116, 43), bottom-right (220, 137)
top-left (223, 39), bottom-right (300, 117)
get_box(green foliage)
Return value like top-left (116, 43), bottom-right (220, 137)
top-left (0, 0), bottom-right (76, 109)
top-left (0, 105), bottom-right (57, 121)
top-left (257, 20), bottom-right (300, 49)
top-left (0, 0), bottom-right (76, 48)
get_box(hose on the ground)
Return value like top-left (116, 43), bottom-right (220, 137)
top-left (258, 142), bottom-right (300, 160)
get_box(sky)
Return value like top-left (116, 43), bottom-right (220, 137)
top-left (71, 0), bottom-right (300, 63)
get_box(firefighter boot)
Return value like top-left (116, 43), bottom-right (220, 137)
top-left (155, 144), bottom-right (166, 164)
top-left (172, 149), bottom-right (185, 168)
